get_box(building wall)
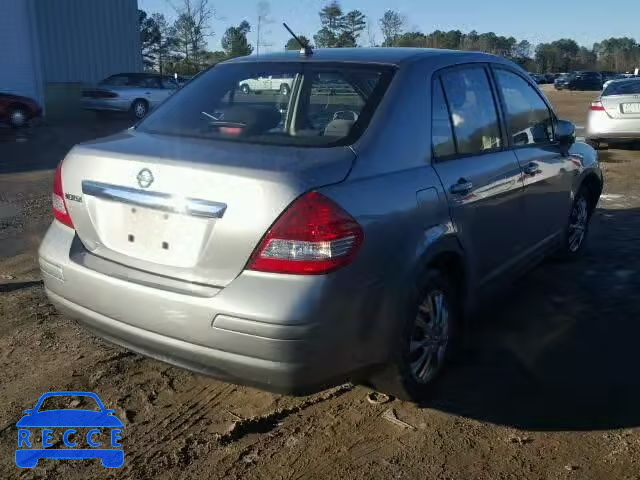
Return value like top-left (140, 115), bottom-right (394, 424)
top-left (34, 0), bottom-right (142, 84)
top-left (0, 0), bottom-right (43, 104)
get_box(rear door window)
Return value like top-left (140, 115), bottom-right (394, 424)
top-left (101, 75), bottom-right (130, 86)
top-left (440, 66), bottom-right (502, 155)
top-left (494, 69), bottom-right (554, 146)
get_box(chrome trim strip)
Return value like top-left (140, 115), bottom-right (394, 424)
top-left (81, 181), bottom-right (227, 219)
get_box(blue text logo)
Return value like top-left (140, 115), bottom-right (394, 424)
top-left (15, 391), bottom-right (123, 468)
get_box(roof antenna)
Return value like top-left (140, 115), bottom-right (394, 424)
top-left (283, 22), bottom-right (313, 56)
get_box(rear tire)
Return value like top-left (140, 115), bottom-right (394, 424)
top-left (367, 269), bottom-right (461, 402)
top-left (240, 83), bottom-right (251, 94)
top-left (9, 107), bottom-right (28, 128)
top-left (131, 99), bottom-right (149, 119)
top-left (556, 185), bottom-right (594, 260)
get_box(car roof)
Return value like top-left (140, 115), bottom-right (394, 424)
top-left (221, 47), bottom-right (500, 67)
top-left (606, 77), bottom-right (640, 85)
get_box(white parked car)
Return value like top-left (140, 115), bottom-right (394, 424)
top-left (239, 75), bottom-right (293, 95)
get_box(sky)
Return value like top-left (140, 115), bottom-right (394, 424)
top-left (138, 0), bottom-right (640, 53)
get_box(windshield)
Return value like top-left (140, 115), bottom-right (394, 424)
top-left (38, 395), bottom-right (101, 412)
top-left (137, 62), bottom-right (394, 147)
top-left (603, 80), bottom-right (640, 96)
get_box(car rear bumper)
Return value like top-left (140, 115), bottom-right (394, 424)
top-left (39, 220), bottom-right (376, 394)
top-left (587, 111), bottom-right (640, 140)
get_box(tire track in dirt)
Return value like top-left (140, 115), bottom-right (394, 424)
top-left (121, 382), bottom-right (237, 474)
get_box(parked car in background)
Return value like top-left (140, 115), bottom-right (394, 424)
top-left (587, 78), bottom-right (640, 148)
top-left (81, 73), bottom-right (181, 119)
top-left (0, 92), bottom-right (42, 128)
top-left (556, 72), bottom-right (602, 90)
top-left (555, 71), bottom-right (603, 91)
top-left (239, 74), bottom-right (293, 95)
top-left (40, 48), bottom-right (602, 402)
top-left (602, 74), bottom-right (627, 90)
top-left (529, 73), bottom-right (545, 84)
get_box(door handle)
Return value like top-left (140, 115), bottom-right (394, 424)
top-left (145, 91), bottom-right (151, 95)
top-left (449, 179), bottom-right (473, 195)
top-left (523, 162), bottom-right (540, 176)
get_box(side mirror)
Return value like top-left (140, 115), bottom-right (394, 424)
top-left (24, 409), bottom-right (35, 414)
top-left (555, 120), bottom-right (575, 147)
top-left (104, 409), bottom-right (115, 415)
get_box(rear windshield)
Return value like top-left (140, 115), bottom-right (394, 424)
top-left (136, 62), bottom-right (394, 147)
top-left (603, 80), bottom-right (640, 96)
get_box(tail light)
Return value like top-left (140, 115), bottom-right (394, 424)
top-left (590, 101), bottom-right (605, 111)
top-left (52, 161), bottom-right (74, 229)
top-left (248, 192), bottom-right (363, 275)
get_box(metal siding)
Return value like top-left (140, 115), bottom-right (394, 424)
top-left (35, 0), bottom-right (142, 83)
top-left (0, 0), bottom-right (43, 104)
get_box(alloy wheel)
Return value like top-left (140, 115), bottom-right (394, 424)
top-left (10, 109), bottom-right (27, 128)
top-left (568, 195), bottom-right (589, 252)
top-left (134, 102), bottom-right (147, 119)
top-left (408, 290), bottom-right (450, 384)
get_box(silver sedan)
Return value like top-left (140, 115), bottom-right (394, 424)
top-left (41, 49), bottom-right (602, 401)
top-left (81, 73), bottom-right (179, 119)
top-left (587, 78), bottom-right (640, 148)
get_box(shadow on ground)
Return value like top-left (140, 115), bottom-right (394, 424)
top-left (428, 207), bottom-right (640, 431)
top-left (0, 280), bottom-right (43, 293)
top-left (0, 115), bottom-right (132, 175)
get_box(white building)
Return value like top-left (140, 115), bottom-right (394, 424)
top-left (0, 0), bottom-right (142, 112)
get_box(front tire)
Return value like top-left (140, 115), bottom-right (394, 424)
top-left (368, 269), bottom-right (461, 402)
top-left (240, 84), bottom-right (251, 94)
top-left (557, 186), bottom-right (594, 260)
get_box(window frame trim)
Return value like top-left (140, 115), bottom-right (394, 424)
top-left (489, 64), bottom-right (560, 151)
top-left (431, 62), bottom-right (508, 163)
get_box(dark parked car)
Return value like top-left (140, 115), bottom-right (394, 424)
top-left (40, 48), bottom-right (602, 402)
top-left (529, 73), bottom-right (545, 84)
top-left (0, 92), bottom-right (42, 127)
top-left (555, 71), bottom-right (603, 91)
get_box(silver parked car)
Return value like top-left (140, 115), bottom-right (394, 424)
top-left (587, 78), bottom-right (640, 148)
top-left (81, 73), bottom-right (180, 119)
top-left (40, 48), bottom-right (602, 401)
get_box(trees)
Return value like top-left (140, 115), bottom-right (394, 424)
top-left (222, 21), bottom-right (253, 58)
top-left (313, 1), bottom-right (342, 47)
top-left (138, 9), bottom-right (161, 69)
top-left (171, 0), bottom-right (215, 70)
top-left (379, 10), bottom-right (404, 47)
top-left (342, 10), bottom-right (366, 44)
top-left (395, 32), bottom-right (427, 48)
top-left (595, 37), bottom-right (640, 72)
top-left (285, 36), bottom-right (311, 50)
top-left (139, 3), bottom-right (640, 76)
top-left (313, 2), bottom-right (368, 48)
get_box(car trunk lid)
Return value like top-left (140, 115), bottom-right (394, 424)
top-left (601, 94), bottom-right (640, 119)
top-left (61, 130), bottom-right (355, 288)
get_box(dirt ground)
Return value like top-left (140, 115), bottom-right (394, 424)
top-left (1, 91), bottom-right (640, 479)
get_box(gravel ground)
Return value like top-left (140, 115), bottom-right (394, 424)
top-left (1, 91), bottom-right (640, 479)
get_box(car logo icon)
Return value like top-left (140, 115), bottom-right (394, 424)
top-left (15, 391), bottom-right (124, 468)
top-left (136, 168), bottom-right (154, 189)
